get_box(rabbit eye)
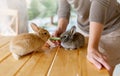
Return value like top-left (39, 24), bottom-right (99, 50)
top-left (44, 32), bottom-right (47, 35)
top-left (62, 35), bottom-right (67, 39)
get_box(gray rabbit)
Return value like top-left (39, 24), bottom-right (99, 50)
top-left (60, 26), bottom-right (85, 50)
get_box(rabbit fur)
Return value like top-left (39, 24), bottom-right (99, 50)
top-left (9, 23), bottom-right (50, 60)
top-left (60, 26), bottom-right (85, 50)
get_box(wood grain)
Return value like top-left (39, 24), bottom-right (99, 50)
top-left (0, 36), bottom-right (109, 76)
top-left (49, 48), bottom-right (80, 76)
top-left (16, 47), bottom-right (58, 76)
top-left (0, 36), bottom-right (13, 47)
top-left (0, 55), bottom-right (31, 76)
top-left (78, 46), bottom-right (109, 76)
top-left (0, 44), bottom-right (11, 63)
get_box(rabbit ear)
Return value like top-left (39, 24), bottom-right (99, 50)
top-left (31, 23), bottom-right (40, 32)
top-left (70, 26), bottom-right (76, 34)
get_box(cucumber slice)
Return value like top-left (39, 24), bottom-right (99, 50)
top-left (49, 37), bottom-right (61, 40)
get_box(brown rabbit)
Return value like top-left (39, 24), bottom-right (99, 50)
top-left (60, 26), bottom-right (85, 50)
top-left (9, 23), bottom-right (50, 60)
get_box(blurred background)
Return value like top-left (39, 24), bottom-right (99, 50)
top-left (27, 0), bottom-right (77, 34)
top-left (0, 0), bottom-right (120, 36)
top-left (0, 0), bottom-right (77, 36)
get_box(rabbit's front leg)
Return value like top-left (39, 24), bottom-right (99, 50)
top-left (64, 48), bottom-right (70, 50)
top-left (70, 48), bottom-right (76, 50)
top-left (12, 53), bottom-right (20, 60)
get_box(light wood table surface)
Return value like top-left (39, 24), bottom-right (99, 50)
top-left (0, 36), bottom-right (109, 76)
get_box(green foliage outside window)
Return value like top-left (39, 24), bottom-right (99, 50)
top-left (28, 0), bottom-right (57, 21)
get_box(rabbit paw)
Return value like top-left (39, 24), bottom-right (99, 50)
top-left (70, 48), bottom-right (76, 50)
top-left (12, 53), bottom-right (20, 60)
top-left (65, 48), bottom-right (69, 50)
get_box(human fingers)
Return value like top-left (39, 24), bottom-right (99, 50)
top-left (51, 29), bottom-right (62, 45)
top-left (87, 55), bottom-right (102, 69)
top-left (93, 53), bottom-right (111, 71)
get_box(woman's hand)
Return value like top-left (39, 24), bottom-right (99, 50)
top-left (87, 48), bottom-right (111, 70)
top-left (52, 18), bottom-right (69, 45)
top-left (52, 27), bottom-right (65, 46)
top-left (53, 27), bottom-right (65, 37)
top-left (87, 22), bottom-right (112, 75)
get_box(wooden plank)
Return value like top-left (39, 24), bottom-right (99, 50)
top-left (0, 36), bottom-right (13, 62)
top-left (0, 36), bottom-right (109, 76)
top-left (78, 46), bottom-right (109, 76)
top-left (0, 36), bottom-right (13, 47)
top-left (49, 47), bottom-right (79, 76)
top-left (0, 44), bottom-right (11, 63)
top-left (78, 47), bottom-right (87, 76)
top-left (47, 47), bottom-right (59, 76)
top-left (0, 36), bottom-right (31, 76)
top-left (0, 54), bottom-right (31, 76)
top-left (16, 47), bottom-right (58, 76)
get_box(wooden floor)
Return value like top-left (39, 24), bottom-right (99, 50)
top-left (0, 36), bottom-right (109, 76)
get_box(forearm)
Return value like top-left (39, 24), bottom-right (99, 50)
top-left (57, 18), bottom-right (69, 32)
top-left (88, 22), bottom-right (103, 50)
top-left (87, 22), bottom-right (111, 71)
top-left (57, 0), bottom-right (70, 32)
